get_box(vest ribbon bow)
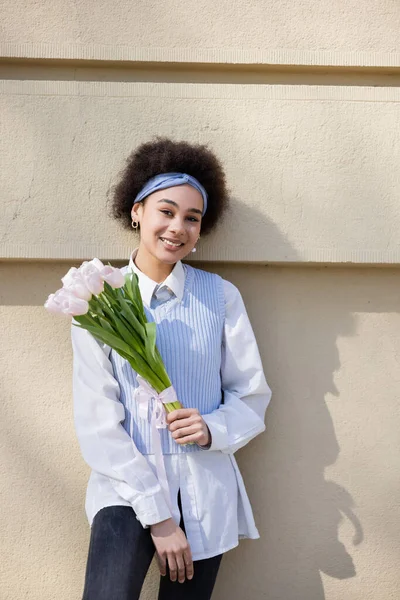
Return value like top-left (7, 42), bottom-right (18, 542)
top-left (132, 375), bottom-right (178, 514)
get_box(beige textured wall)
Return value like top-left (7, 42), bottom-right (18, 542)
top-left (1, 1), bottom-right (400, 599)
top-left (2, 77), bottom-right (400, 264)
top-left (1, 0), bottom-right (400, 60)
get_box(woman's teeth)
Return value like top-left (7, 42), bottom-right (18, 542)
top-left (160, 238), bottom-right (183, 248)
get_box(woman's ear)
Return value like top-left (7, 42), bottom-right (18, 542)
top-left (131, 201), bottom-right (142, 222)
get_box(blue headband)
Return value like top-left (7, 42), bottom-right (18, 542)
top-left (133, 172), bottom-right (208, 216)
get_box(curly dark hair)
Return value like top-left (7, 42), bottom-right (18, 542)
top-left (109, 137), bottom-right (229, 236)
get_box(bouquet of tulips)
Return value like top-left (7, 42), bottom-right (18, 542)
top-left (44, 258), bottom-right (182, 413)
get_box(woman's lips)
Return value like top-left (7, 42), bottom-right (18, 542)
top-left (159, 237), bottom-right (184, 251)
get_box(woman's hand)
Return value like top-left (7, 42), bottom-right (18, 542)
top-left (150, 518), bottom-right (194, 583)
top-left (167, 408), bottom-right (211, 447)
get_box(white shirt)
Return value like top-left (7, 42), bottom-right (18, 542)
top-left (71, 249), bottom-right (272, 560)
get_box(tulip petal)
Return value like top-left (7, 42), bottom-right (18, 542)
top-left (101, 266), bottom-right (125, 288)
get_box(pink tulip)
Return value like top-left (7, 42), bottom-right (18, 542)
top-left (100, 266), bottom-right (125, 288)
top-left (79, 260), bottom-right (105, 295)
top-left (91, 258), bottom-right (105, 270)
top-left (44, 288), bottom-right (89, 317)
top-left (61, 267), bottom-right (92, 301)
top-left (80, 258), bottom-right (124, 289)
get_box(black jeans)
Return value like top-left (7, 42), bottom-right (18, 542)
top-left (81, 493), bottom-right (223, 600)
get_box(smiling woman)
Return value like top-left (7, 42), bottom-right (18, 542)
top-left (72, 136), bottom-right (272, 600)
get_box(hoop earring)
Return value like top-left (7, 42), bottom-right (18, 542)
top-left (131, 220), bottom-right (139, 230)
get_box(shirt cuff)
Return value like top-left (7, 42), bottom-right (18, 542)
top-left (132, 489), bottom-right (172, 528)
top-left (201, 413), bottom-right (229, 452)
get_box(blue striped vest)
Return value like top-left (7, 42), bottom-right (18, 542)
top-left (109, 263), bottom-right (225, 454)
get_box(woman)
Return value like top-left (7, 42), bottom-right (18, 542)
top-left (71, 137), bottom-right (272, 600)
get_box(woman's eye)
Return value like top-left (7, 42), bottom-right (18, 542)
top-left (160, 209), bottom-right (199, 223)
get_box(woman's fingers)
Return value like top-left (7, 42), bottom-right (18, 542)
top-left (176, 554), bottom-right (186, 583)
top-left (167, 410), bottom-right (201, 432)
top-left (174, 432), bottom-right (205, 445)
top-left (167, 549), bottom-right (194, 583)
top-left (167, 553), bottom-right (178, 582)
top-left (171, 424), bottom-right (199, 440)
top-left (166, 408), bottom-right (199, 423)
top-left (156, 551), bottom-right (167, 577)
top-left (183, 547), bottom-right (194, 580)
top-left (173, 548), bottom-right (194, 583)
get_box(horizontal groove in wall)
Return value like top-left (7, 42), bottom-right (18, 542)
top-left (2, 243), bottom-right (400, 266)
top-left (1, 60), bottom-right (400, 87)
top-left (1, 43), bottom-right (400, 69)
top-left (2, 79), bottom-right (400, 102)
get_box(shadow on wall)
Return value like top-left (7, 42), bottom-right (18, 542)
top-left (194, 197), bottom-right (364, 600)
top-left (0, 197), bottom-right (367, 600)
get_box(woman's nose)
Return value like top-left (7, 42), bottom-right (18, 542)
top-left (169, 218), bottom-right (186, 233)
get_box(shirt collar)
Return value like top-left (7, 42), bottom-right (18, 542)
top-left (127, 247), bottom-right (185, 307)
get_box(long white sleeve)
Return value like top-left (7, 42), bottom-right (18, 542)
top-left (202, 280), bottom-right (272, 454)
top-left (71, 321), bottom-right (172, 527)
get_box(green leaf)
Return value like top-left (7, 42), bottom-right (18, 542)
top-left (127, 273), bottom-right (147, 323)
top-left (80, 323), bottom-right (136, 358)
top-left (98, 316), bottom-right (116, 334)
top-left (124, 272), bottom-right (134, 286)
top-left (96, 293), bottom-right (116, 321)
top-left (74, 313), bottom-right (100, 328)
top-left (118, 313), bottom-right (145, 348)
top-left (144, 322), bottom-right (157, 362)
top-left (102, 282), bottom-right (119, 307)
top-left (113, 316), bottom-right (146, 359)
top-left (118, 298), bottom-right (146, 341)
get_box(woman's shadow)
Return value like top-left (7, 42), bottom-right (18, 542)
top-left (191, 199), bottom-right (363, 600)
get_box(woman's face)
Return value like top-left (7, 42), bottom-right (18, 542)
top-left (131, 184), bottom-right (203, 264)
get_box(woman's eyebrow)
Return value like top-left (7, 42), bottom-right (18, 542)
top-left (157, 198), bottom-right (203, 215)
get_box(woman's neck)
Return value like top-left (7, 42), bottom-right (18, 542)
top-left (134, 246), bottom-right (175, 283)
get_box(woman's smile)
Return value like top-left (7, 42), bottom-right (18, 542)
top-left (159, 236), bottom-right (185, 250)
